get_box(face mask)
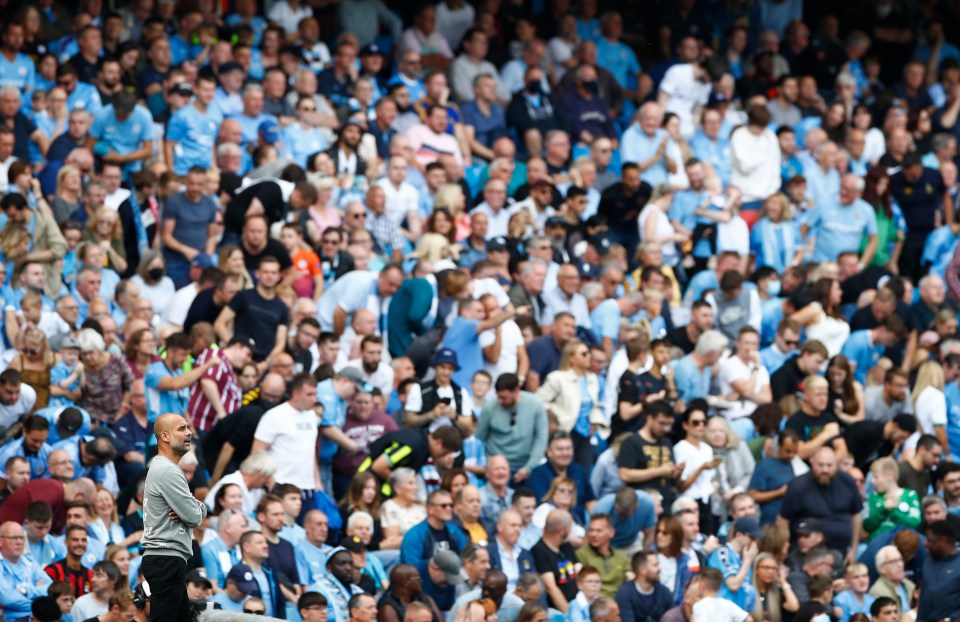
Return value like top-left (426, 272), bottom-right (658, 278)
top-left (525, 80), bottom-right (542, 95)
top-left (582, 80), bottom-right (600, 95)
top-left (147, 267), bottom-right (164, 280)
top-left (766, 280), bottom-right (782, 297)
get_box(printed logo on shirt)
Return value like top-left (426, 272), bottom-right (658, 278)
top-left (557, 560), bottom-right (577, 585)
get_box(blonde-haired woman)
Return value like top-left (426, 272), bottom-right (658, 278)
top-left (531, 475), bottom-right (585, 547)
top-left (750, 193), bottom-right (804, 273)
top-left (705, 415), bottom-right (755, 518)
top-left (51, 163), bottom-right (83, 224)
top-left (910, 360), bottom-right (949, 460)
top-left (218, 244), bottom-right (253, 289)
top-left (434, 183), bottom-right (471, 241)
top-left (753, 551), bottom-right (799, 622)
top-left (7, 327), bottom-right (54, 411)
top-left (82, 206), bottom-right (128, 275)
top-left (537, 340), bottom-right (604, 472)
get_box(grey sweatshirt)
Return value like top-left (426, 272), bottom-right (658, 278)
top-left (141, 456), bottom-right (207, 559)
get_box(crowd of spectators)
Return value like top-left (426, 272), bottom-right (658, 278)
top-left (0, 0), bottom-right (959, 621)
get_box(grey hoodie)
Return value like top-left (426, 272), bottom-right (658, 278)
top-left (141, 456), bottom-right (207, 559)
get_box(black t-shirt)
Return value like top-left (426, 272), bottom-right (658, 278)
top-left (598, 182), bottom-right (653, 231)
top-left (890, 168), bottom-right (946, 233)
top-left (610, 369), bottom-right (644, 438)
top-left (667, 326), bottom-right (696, 355)
top-left (840, 266), bottom-right (893, 306)
top-left (842, 420), bottom-right (892, 470)
top-left (779, 471), bottom-right (862, 551)
top-left (266, 537), bottom-right (299, 608)
top-left (228, 289), bottom-right (290, 360)
top-left (242, 238), bottom-right (293, 279)
top-left (183, 287), bottom-right (222, 334)
top-left (365, 428), bottom-right (431, 474)
top-left (531, 539), bottom-right (579, 603)
top-left (784, 409), bottom-right (840, 443)
top-left (202, 401), bottom-right (268, 475)
top-left (225, 180), bottom-right (290, 235)
top-left (617, 433), bottom-right (676, 503)
top-left (770, 356), bottom-right (804, 402)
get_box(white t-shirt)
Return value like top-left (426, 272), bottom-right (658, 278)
top-left (659, 63), bottom-right (712, 139)
top-left (914, 385), bottom-right (947, 433)
top-left (673, 439), bottom-right (716, 503)
top-left (375, 178), bottom-right (420, 226)
top-left (344, 359), bottom-right (394, 397)
top-left (693, 596), bottom-right (749, 622)
top-left (0, 383), bottom-right (37, 428)
top-left (161, 283), bottom-right (200, 328)
top-left (479, 319), bottom-right (524, 382)
top-left (718, 354), bottom-right (770, 420)
top-left (71, 593), bottom-right (108, 622)
top-left (253, 402), bottom-right (319, 490)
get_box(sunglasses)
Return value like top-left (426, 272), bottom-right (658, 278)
top-left (243, 610), bottom-right (265, 615)
top-left (688, 419), bottom-right (706, 426)
top-left (783, 339), bottom-right (799, 346)
top-left (432, 502), bottom-right (453, 509)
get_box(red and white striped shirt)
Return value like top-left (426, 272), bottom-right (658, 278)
top-left (187, 348), bottom-right (242, 432)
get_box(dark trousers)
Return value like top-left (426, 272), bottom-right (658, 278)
top-left (899, 230), bottom-right (929, 282)
top-left (141, 554), bottom-right (194, 622)
top-left (571, 431), bottom-right (595, 476)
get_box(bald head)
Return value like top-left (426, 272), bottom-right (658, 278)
top-left (63, 477), bottom-right (97, 504)
top-left (390, 564), bottom-right (421, 593)
top-left (260, 372), bottom-right (285, 396)
top-left (154, 413), bottom-right (192, 458)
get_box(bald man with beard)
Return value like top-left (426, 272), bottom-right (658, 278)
top-left (141, 414), bottom-right (207, 622)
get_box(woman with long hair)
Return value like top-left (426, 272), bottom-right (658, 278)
top-left (434, 183), bottom-right (471, 241)
top-left (911, 360), bottom-right (949, 458)
top-left (516, 602), bottom-right (547, 622)
top-left (758, 524), bottom-right (791, 563)
top-left (705, 416), bottom-right (756, 520)
top-left (409, 208), bottom-right (459, 262)
top-left (7, 327), bottom-right (54, 411)
top-left (441, 468), bottom-right (470, 499)
top-left (51, 164), bottom-right (84, 225)
top-left (654, 515), bottom-right (694, 605)
top-left (212, 483), bottom-right (244, 515)
top-left (380, 467), bottom-right (426, 550)
top-left (124, 328), bottom-right (160, 380)
top-left (826, 354), bottom-right (865, 426)
top-left (822, 100), bottom-right (848, 145)
top-left (537, 340), bottom-right (603, 473)
top-left (105, 545), bottom-right (132, 590)
top-left (861, 166), bottom-right (904, 272)
top-left (339, 472), bottom-right (384, 549)
top-left (91, 489), bottom-right (138, 548)
top-left (752, 551), bottom-right (799, 622)
top-left (82, 206), bottom-right (128, 275)
top-left (791, 277), bottom-right (850, 357)
top-left (750, 193), bottom-right (803, 273)
top-left (218, 244), bottom-right (254, 289)
top-left (531, 476), bottom-right (585, 547)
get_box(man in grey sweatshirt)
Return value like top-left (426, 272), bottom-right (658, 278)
top-left (141, 413), bottom-right (208, 622)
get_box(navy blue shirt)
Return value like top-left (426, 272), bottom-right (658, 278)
top-left (527, 335), bottom-right (563, 382)
top-left (748, 457), bottom-right (795, 525)
top-left (890, 167), bottom-right (945, 232)
top-left (110, 411), bottom-right (148, 458)
top-left (227, 288), bottom-right (290, 360)
top-left (779, 470), bottom-right (862, 551)
top-left (317, 69), bottom-right (352, 108)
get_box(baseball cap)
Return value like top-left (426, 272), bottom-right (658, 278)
top-left (185, 568), bottom-right (212, 589)
top-left (336, 367), bottom-right (367, 387)
top-left (340, 535), bottom-right (366, 553)
top-left (431, 550), bottom-right (463, 584)
top-left (170, 82), bottom-right (193, 97)
top-left (60, 336), bottom-right (80, 350)
top-left (281, 45), bottom-right (306, 60)
top-left (530, 179), bottom-right (554, 191)
top-left (228, 336), bottom-right (257, 352)
top-left (218, 61), bottom-right (244, 74)
top-left (794, 519), bottom-right (823, 536)
top-left (58, 407), bottom-right (83, 435)
top-left (340, 118), bottom-right (365, 134)
top-left (191, 254), bottom-right (215, 269)
top-left (226, 563), bottom-right (259, 593)
top-left (360, 43), bottom-right (383, 57)
top-left (259, 119), bottom-right (281, 144)
top-left (587, 234), bottom-right (611, 256)
top-left (430, 347), bottom-right (460, 370)
top-left (487, 236), bottom-right (509, 252)
top-left (732, 516), bottom-right (765, 539)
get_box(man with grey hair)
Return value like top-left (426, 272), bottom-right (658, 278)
top-left (912, 274), bottom-right (950, 330)
top-left (507, 259), bottom-right (548, 324)
top-left (670, 329), bottom-right (728, 407)
top-left (869, 545), bottom-right (915, 614)
top-left (234, 83), bottom-right (278, 148)
top-left (803, 172), bottom-right (878, 267)
top-left (201, 508), bottom-right (249, 589)
top-left (204, 450), bottom-right (277, 515)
